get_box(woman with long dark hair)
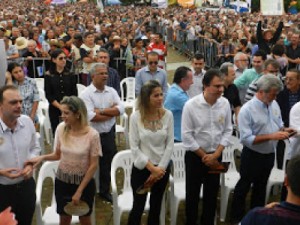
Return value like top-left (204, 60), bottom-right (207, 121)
top-left (6, 62), bottom-right (39, 122)
top-left (45, 49), bottom-right (78, 134)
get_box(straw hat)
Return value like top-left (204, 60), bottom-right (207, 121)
top-left (15, 37), bottom-right (28, 50)
top-left (112, 35), bottom-right (121, 41)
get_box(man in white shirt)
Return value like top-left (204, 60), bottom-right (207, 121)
top-left (187, 53), bottom-right (206, 98)
top-left (0, 85), bottom-right (40, 225)
top-left (80, 63), bottom-right (124, 203)
top-left (182, 69), bottom-right (233, 225)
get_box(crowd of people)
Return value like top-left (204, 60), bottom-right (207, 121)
top-left (0, 0), bottom-right (300, 225)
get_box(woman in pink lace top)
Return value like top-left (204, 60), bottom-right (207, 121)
top-left (26, 96), bottom-right (102, 225)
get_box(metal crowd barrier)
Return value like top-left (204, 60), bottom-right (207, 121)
top-left (164, 26), bottom-right (220, 68)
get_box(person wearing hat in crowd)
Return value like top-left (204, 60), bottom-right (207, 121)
top-left (15, 37), bottom-right (28, 56)
top-left (108, 35), bottom-right (128, 80)
top-left (256, 15), bottom-right (283, 55)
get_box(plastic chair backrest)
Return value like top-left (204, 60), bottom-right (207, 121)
top-left (36, 161), bottom-right (59, 208)
top-left (35, 78), bottom-right (44, 90)
top-left (76, 83), bottom-right (86, 96)
top-left (120, 78), bottom-right (135, 102)
top-left (222, 143), bottom-right (237, 172)
top-left (171, 143), bottom-right (185, 181)
top-left (38, 88), bottom-right (47, 103)
top-left (111, 150), bottom-right (133, 193)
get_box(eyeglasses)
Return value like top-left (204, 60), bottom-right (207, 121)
top-left (238, 59), bottom-right (248, 62)
top-left (58, 57), bottom-right (67, 61)
top-left (268, 70), bottom-right (279, 74)
top-left (149, 61), bottom-right (158, 65)
top-left (95, 72), bottom-right (108, 75)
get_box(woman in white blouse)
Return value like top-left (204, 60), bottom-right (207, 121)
top-left (127, 80), bottom-right (174, 225)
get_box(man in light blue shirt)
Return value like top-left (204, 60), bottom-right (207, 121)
top-left (230, 75), bottom-right (294, 224)
top-left (135, 51), bottom-right (168, 96)
top-left (164, 66), bottom-right (193, 142)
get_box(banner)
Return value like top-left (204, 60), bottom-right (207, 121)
top-left (261, 0), bottom-right (284, 15)
top-left (107, 0), bottom-right (121, 5)
top-left (194, 0), bottom-right (203, 7)
top-left (152, 0), bottom-right (168, 8)
top-left (51, 0), bottom-right (67, 4)
top-left (177, 0), bottom-right (194, 8)
top-left (0, 40), bottom-right (7, 88)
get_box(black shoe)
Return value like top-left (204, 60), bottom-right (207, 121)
top-left (99, 193), bottom-right (112, 203)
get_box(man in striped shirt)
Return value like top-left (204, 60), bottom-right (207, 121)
top-left (244, 59), bottom-right (281, 102)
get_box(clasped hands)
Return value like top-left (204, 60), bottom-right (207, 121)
top-left (144, 166), bottom-right (166, 188)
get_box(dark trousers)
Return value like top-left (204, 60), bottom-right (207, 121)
top-left (185, 151), bottom-right (220, 225)
top-left (230, 147), bottom-right (274, 222)
top-left (0, 178), bottom-right (36, 225)
top-left (99, 127), bottom-right (117, 195)
top-left (127, 165), bottom-right (170, 225)
top-left (49, 105), bottom-right (61, 135)
top-left (281, 160), bottom-right (290, 201)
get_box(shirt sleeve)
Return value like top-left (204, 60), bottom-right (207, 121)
top-left (220, 100), bottom-right (233, 147)
top-left (29, 119), bottom-right (41, 158)
top-left (238, 105), bottom-right (256, 146)
top-left (158, 111), bottom-right (174, 169)
top-left (135, 70), bottom-right (142, 96)
top-left (90, 130), bottom-right (102, 157)
top-left (290, 103), bottom-right (300, 133)
top-left (181, 101), bottom-right (200, 151)
top-left (162, 71), bottom-right (169, 97)
top-left (129, 112), bottom-right (149, 169)
top-left (80, 90), bottom-right (97, 121)
top-left (234, 70), bottom-right (249, 89)
top-left (112, 89), bottom-right (125, 115)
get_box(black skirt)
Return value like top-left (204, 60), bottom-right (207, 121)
top-left (55, 178), bottom-right (96, 216)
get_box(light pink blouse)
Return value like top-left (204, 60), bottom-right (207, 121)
top-left (54, 123), bottom-right (102, 184)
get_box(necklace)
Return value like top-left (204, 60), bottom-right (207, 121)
top-left (143, 109), bottom-right (163, 132)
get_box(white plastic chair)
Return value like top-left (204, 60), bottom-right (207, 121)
top-left (219, 135), bottom-right (243, 222)
top-left (169, 143), bottom-right (204, 225)
top-left (76, 83), bottom-right (86, 96)
top-left (36, 161), bottom-right (96, 225)
top-left (120, 77), bottom-right (136, 108)
top-left (116, 113), bottom-right (129, 148)
top-left (111, 150), bottom-right (166, 225)
top-left (169, 142), bottom-right (186, 225)
top-left (265, 139), bottom-right (290, 204)
top-left (38, 88), bottom-right (52, 146)
top-left (35, 78), bottom-right (44, 90)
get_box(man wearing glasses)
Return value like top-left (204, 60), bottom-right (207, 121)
top-left (244, 59), bottom-right (281, 102)
top-left (135, 51), bottom-right (168, 96)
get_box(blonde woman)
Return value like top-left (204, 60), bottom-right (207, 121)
top-left (26, 96), bottom-right (101, 225)
top-left (127, 80), bottom-right (174, 225)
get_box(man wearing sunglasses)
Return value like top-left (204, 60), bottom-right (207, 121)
top-left (135, 51), bottom-right (168, 96)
